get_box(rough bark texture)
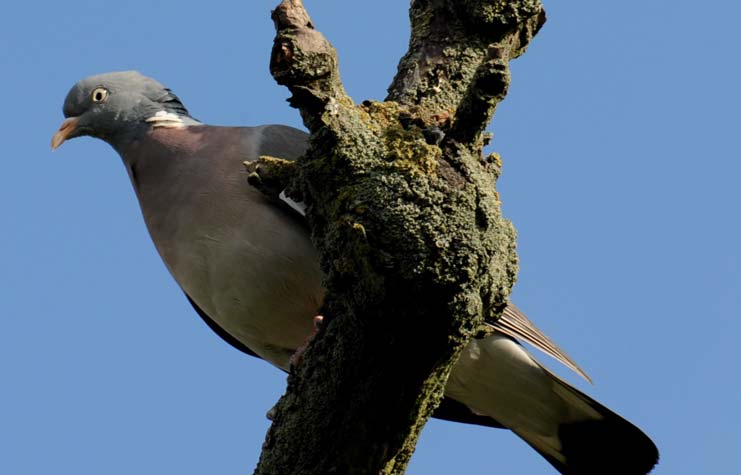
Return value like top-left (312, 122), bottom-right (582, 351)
top-left (253, 1), bottom-right (545, 474)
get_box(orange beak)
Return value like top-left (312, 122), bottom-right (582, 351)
top-left (51, 117), bottom-right (80, 150)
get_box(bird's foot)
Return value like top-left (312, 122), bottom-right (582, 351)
top-left (289, 316), bottom-right (324, 369)
top-left (266, 404), bottom-right (278, 421)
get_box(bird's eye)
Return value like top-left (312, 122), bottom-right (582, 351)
top-left (91, 87), bottom-right (109, 103)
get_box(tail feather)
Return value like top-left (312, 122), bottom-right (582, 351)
top-left (514, 375), bottom-right (659, 475)
top-left (491, 304), bottom-right (592, 383)
top-left (446, 334), bottom-right (658, 474)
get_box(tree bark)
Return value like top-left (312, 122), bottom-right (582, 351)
top-left (252, 1), bottom-right (545, 474)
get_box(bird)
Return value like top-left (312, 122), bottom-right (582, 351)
top-left (52, 71), bottom-right (658, 475)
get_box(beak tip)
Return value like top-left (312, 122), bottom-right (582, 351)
top-left (50, 135), bottom-right (64, 151)
top-left (51, 116), bottom-right (80, 152)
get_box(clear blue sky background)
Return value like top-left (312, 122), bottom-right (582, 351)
top-left (2, 1), bottom-right (739, 474)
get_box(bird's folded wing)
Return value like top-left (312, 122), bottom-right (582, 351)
top-left (185, 294), bottom-right (261, 359)
top-left (489, 304), bottom-right (592, 383)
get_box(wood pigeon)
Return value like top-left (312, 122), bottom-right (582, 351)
top-left (52, 71), bottom-right (658, 475)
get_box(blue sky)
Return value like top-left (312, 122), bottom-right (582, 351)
top-left (2, 1), bottom-right (739, 474)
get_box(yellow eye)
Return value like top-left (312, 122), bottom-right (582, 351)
top-left (91, 87), bottom-right (109, 103)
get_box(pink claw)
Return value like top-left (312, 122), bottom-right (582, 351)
top-left (289, 315), bottom-right (324, 368)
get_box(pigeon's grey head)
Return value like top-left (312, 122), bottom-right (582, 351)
top-left (51, 71), bottom-right (195, 151)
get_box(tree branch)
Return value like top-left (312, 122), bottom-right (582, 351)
top-left (253, 1), bottom-right (543, 474)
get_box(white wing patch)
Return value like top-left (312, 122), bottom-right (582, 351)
top-left (279, 190), bottom-right (307, 217)
top-left (145, 110), bottom-right (186, 129)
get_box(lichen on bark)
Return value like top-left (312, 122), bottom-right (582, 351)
top-left (252, 1), bottom-right (545, 474)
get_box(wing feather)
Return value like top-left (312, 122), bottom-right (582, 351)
top-left (488, 304), bottom-right (592, 383)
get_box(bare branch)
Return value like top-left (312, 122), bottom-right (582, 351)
top-left (253, 1), bottom-right (542, 473)
top-left (269, 0), bottom-right (351, 132)
top-left (388, 1), bottom-right (545, 143)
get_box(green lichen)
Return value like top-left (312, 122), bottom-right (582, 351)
top-left (255, 1), bottom-right (541, 474)
top-left (460, 0), bottom-right (543, 29)
top-left (383, 125), bottom-right (440, 176)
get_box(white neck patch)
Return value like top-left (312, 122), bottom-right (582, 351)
top-left (145, 110), bottom-right (187, 129)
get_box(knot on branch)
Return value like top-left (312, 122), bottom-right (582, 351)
top-left (271, 0), bottom-right (313, 30)
top-left (269, 30), bottom-right (336, 86)
top-left (270, 0), bottom-right (350, 132)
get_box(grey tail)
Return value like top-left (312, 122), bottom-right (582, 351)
top-left (523, 378), bottom-right (659, 475)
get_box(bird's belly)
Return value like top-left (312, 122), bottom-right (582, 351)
top-left (182, 227), bottom-right (323, 367)
top-left (206, 271), bottom-right (321, 369)
top-left (147, 203), bottom-right (324, 370)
